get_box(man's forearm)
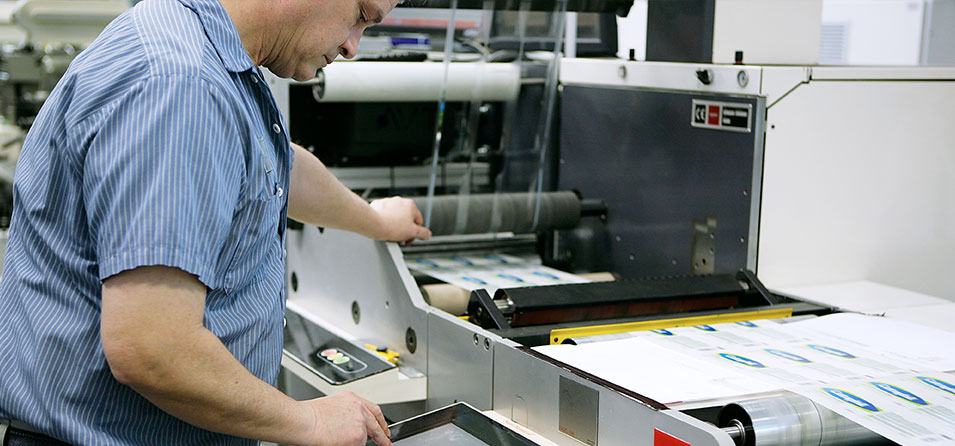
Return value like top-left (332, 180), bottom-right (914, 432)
top-left (128, 327), bottom-right (312, 444)
top-left (287, 143), bottom-right (385, 238)
top-left (287, 143), bottom-right (431, 242)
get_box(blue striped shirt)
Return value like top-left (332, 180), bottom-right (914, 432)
top-left (0, 0), bottom-right (292, 444)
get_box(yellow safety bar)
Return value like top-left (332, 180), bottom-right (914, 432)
top-left (549, 308), bottom-right (793, 345)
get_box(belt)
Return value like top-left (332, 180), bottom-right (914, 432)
top-left (0, 420), bottom-right (69, 446)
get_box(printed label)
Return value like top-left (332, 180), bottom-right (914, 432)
top-left (691, 99), bottom-right (752, 133)
top-left (917, 376), bottom-right (955, 396)
top-left (823, 388), bottom-right (882, 412)
top-left (719, 353), bottom-right (766, 368)
top-left (872, 382), bottom-right (930, 406)
top-left (809, 344), bottom-right (857, 359)
top-left (765, 348), bottom-right (813, 363)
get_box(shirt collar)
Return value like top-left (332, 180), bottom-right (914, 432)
top-left (178, 0), bottom-right (254, 72)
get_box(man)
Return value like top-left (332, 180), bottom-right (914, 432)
top-left (0, 0), bottom-right (429, 444)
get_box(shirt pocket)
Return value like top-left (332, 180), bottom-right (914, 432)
top-left (222, 141), bottom-right (284, 292)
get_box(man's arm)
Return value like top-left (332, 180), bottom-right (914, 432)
top-left (288, 143), bottom-right (431, 243)
top-left (101, 265), bottom-right (391, 446)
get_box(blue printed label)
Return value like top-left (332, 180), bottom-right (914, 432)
top-left (531, 271), bottom-right (561, 280)
top-left (414, 259), bottom-right (439, 268)
top-left (451, 256), bottom-right (474, 266)
top-left (694, 325), bottom-right (717, 332)
top-left (496, 273), bottom-right (525, 283)
top-left (871, 382), bottom-right (929, 406)
top-left (651, 329), bottom-right (674, 336)
top-left (823, 388), bottom-right (881, 412)
top-left (719, 353), bottom-right (766, 368)
top-left (808, 344), bottom-right (857, 359)
top-left (917, 376), bottom-right (955, 396)
top-left (461, 276), bottom-right (487, 285)
top-left (765, 349), bottom-right (812, 363)
top-left (483, 254), bottom-right (509, 264)
top-left (735, 321), bottom-right (758, 328)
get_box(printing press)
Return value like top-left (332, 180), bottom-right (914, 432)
top-left (270, 2), bottom-right (955, 445)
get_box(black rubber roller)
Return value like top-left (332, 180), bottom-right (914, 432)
top-left (414, 192), bottom-right (582, 236)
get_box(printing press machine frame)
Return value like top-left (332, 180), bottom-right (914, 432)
top-left (269, 8), bottom-right (955, 446)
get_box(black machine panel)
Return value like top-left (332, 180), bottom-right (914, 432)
top-left (556, 85), bottom-right (763, 279)
top-left (288, 84), bottom-right (505, 168)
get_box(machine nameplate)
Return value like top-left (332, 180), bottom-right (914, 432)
top-left (559, 376), bottom-right (599, 445)
top-left (691, 99), bottom-right (752, 133)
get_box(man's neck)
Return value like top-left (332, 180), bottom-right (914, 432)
top-left (219, 0), bottom-right (269, 66)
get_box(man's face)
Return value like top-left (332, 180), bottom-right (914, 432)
top-left (272, 0), bottom-right (397, 81)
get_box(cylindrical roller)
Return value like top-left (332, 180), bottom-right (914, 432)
top-left (578, 272), bottom-right (617, 282)
top-left (313, 62), bottom-right (520, 102)
top-left (421, 284), bottom-right (470, 316)
top-left (413, 192), bottom-right (582, 236)
top-left (398, 0), bottom-right (636, 16)
top-left (717, 394), bottom-right (892, 446)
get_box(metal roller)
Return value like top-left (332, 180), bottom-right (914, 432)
top-left (413, 191), bottom-right (584, 236)
top-left (717, 394), bottom-right (892, 446)
top-left (398, 0), bottom-right (636, 16)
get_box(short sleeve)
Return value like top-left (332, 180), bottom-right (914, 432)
top-left (83, 75), bottom-right (245, 289)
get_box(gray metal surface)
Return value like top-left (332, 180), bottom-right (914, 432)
top-left (492, 345), bottom-right (736, 446)
top-left (557, 85), bottom-right (764, 278)
top-left (922, 0), bottom-right (955, 65)
top-left (425, 311), bottom-right (498, 411)
top-left (285, 227), bottom-right (430, 374)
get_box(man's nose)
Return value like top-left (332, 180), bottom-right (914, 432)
top-left (339, 29), bottom-right (363, 59)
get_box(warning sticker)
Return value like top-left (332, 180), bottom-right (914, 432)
top-left (692, 99), bottom-right (752, 133)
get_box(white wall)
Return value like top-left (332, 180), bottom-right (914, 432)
top-left (757, 70), bottom-right (955, 300)
top-left (713, 0), bottom-right (823, 65)
top-left (821, 0), bottom-right (926, 65)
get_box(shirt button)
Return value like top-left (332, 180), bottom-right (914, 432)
top-left (276, 186), bottom-right (284, 197)
top-left (251, 76), bottom-right (259, 84)
top-left (272, 123), bottom-right (281, 134)
top-left (283, 248), bottom-right (288, 257)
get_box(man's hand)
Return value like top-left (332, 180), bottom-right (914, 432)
top-left (300, 392), bottom-right (391, 446)
top-left (369, 197), bottom-right (432, 244)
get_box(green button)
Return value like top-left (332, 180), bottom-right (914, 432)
top-left (333, 357), bottom-right (351, 365)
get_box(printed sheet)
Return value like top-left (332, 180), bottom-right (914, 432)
top-left (533, 314), bottom-right (955, 444)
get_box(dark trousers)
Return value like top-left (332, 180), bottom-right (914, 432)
top-left (1, 421), bottom-right (69, 446)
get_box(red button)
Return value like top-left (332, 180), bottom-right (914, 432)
top-left (707, 105), bottom-right (721, 126)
